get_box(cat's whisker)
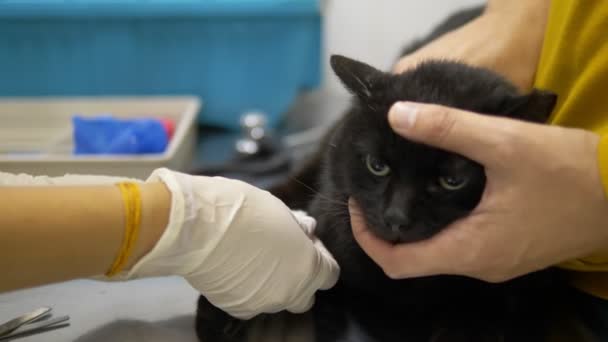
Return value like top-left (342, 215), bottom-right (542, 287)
top-left (289, 176), bottom-right (349, 207)
top-left (317, 196), bottom-right (349, 208)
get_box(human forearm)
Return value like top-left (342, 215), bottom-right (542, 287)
top-left (484, 0), bottom-right (550, 16)
top-left (483, 0), bottom-right (551, 88)
top-left (0, 167), bottom-right (340, 319)
top-left (0, 182), bottom-right (170, 292)
top-left (395, 0), bottom-right (551, 90)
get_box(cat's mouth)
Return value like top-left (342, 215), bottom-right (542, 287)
top-left (365, 220), bottom-right (437, 244)
top-left (370, 224), bottom-right (402, 243)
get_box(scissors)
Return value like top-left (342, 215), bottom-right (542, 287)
top-left (0, 307), bottom-right (69, 340)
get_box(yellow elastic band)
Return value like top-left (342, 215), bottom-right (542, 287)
top-left (106, 182), bottom-right (142, 277)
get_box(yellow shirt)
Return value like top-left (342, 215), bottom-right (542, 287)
top-left (533, 0), bottom-right (608, 298)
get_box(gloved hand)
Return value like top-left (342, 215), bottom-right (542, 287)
top-left (122, 168), bottom-right (339, 319)
top-left (0, 169), bottom-right (340, 319)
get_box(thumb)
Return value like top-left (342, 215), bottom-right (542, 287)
top-left (388, 101), bottom-right (516, 165)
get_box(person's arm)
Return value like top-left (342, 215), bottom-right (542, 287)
top-left (0, 182), bottom-right (170, 292)
top-left (394, 0), bottom-right (551, 90)
top-left (0, 168), bottom-right (340, 320)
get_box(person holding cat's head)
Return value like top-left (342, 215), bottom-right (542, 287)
top-left (0, 168), bottom-right (340, 320)
top-left (351, 0), bottom-right (608, 301)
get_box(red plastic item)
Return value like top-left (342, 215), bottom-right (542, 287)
top-left (159, 118), bottom-right (176, 140)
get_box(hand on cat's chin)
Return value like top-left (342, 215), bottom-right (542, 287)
top-left (349, 101), bottom-right (608, 284)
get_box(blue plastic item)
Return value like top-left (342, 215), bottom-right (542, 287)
top-left (0, 0), bottom-right (322, 130)
top-left (73, 115), bottom-right (169, 155)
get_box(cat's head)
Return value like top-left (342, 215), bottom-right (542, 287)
top-left (327, 55), bottom-right (557, 243)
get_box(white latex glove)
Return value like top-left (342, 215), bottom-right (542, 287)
top-left (119, 168), bottom-right (340, 319)
top-left (0, 169), bottom-right (340, 319)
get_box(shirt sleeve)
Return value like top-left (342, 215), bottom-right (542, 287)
top-left (557, 135), bottom-right (608, 273)
top-left (598, 134), bottom-right (608, 200)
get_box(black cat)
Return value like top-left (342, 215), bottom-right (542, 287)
top-left (195, 7), bottom-right (596, 342)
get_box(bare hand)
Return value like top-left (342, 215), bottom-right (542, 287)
top-left (350, 101), bottom-right (608, 282)
top-left (394, 2), bottom-right (550, 91)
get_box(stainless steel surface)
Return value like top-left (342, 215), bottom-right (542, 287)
top-left (0, 315), bottom-right (70, 340)
top-left (0, 277), bottom-right (199, 342)
top-left (0, 307), bottom-right (51, 337)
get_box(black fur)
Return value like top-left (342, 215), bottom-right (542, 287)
top-left (195, 6), bottom-right (594, 342)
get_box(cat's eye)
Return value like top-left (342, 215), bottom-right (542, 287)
top-left (365, 155), bottom-right (391, 176)
top-left (438, 175), bottom-right (468, 191)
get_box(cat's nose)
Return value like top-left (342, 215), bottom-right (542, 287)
top-left (383, 208), bottom-right (411, 232)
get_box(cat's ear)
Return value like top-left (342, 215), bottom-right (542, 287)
top-left (330, 55), bottom-right (385, 100)
top-left (504, 89), bottom-right (557, 123)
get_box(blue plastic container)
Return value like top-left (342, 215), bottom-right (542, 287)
top-left (0, 0), bottom-right (322, 130)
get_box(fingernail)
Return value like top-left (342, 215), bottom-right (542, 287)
top-left (390, 102), bottom-right (418, 130)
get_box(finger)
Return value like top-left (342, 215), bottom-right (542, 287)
top-left (286, 289), bottom-right (315, 314)
top-left (290, 210), bottom-right (317, 237)
top-left (349, 198), bottom-right (464, 278)
top-left (387, 228), bottom-right (464, 278)
top-left (348, 199), bottom-right (398, 268)
top-left (349, 198), bottom-right (390, 252)
top-left (311, 237), bottom-right (340, 291)
top-left (388, 101), bottom-right (519, 165)
top-left (287, 238), bottom-right (339, 313)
